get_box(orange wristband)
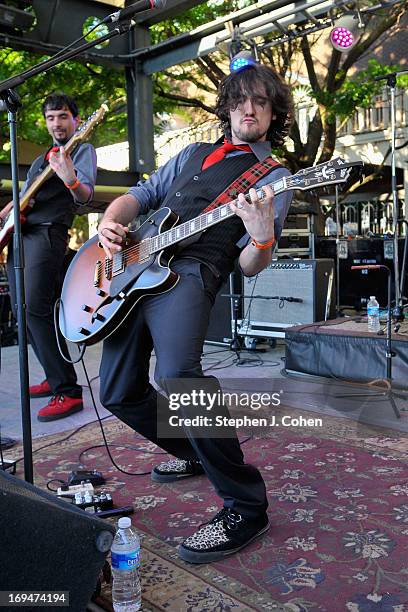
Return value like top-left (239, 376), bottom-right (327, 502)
top-left (251, 237), bottom-right (275, 250)
top-left (64, 177), bottom-right (81, 190)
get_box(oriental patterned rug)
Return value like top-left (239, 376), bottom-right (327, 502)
top-left (7, 407), bottom-right (408, 612)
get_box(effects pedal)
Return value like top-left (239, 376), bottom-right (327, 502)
top-left (0, 459), bottom-right (16, 474)
top-left (57, 482), bottom-right (94, 497)
top-left (68, 469), bottom-right (105, 486)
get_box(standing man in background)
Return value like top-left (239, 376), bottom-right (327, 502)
top-left (0, 93), bottom-right (97, 422)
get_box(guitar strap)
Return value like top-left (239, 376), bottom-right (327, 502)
top-left (202, 156), bottom-right (281, 213)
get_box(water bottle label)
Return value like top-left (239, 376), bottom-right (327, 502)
top-left (367, 307), bottom-right (379, 316)
top-left (111, 549), bottom-right (140, 570)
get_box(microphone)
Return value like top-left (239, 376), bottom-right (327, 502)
top-left (107, 0), bottom-right (166, 22)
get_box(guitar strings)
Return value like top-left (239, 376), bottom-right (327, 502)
top-left (102, 200), bottom-right (239, 274)
top-left (101, 175), bottom-right (317, 274)
top-left (102, 186), bottom-right (274, 273)
top-left (102, 185), bottom-right (280, 274)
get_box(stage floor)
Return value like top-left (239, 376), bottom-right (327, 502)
top-left (1, 333), bottom-right (408, 450)
top-left (285, 316), bottom-right (408, 388)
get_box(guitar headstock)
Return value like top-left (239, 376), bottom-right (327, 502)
top-left (69, 103), bottom-right (109, 147)
top-left (286, 157), bottom-right (363, 191)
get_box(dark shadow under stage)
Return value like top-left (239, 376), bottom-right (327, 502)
top-left (285, 317), bottom-right (408, 389)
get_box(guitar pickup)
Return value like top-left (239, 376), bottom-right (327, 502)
top-left (111, 251), bottom-right (125, 277)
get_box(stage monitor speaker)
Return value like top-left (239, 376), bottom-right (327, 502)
top-left (0, 469), bottom-right (115, 610)
top-left (206, 270), bottom-right (242, 344)
top-left (243, 258), bottom-right (335, 325)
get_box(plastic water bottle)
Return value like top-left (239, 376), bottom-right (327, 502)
top-left (367, 296), bottom-right (380, 333)
top-left (111, 517), bottom-right (141, 611)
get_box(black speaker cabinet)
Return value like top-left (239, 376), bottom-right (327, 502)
top-left (206, 271), bottom-right (242, 344)
top-left (0, 470), bottom-right (115, 611)
top-left (315, 237), bottom-right (407, 308)
top-left (242, 259), bottom-right (335, 326)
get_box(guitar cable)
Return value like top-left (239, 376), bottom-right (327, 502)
top-left (54, 298), bottom-right (86, 364)
top-left (53, 298), bottom-right (153, 476)
top-left (51, 300), bottom-right (260, 477)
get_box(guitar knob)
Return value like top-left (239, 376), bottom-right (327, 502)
top-left (81, 304), bottom-right (92, 312)
top-left (96, 289), bottom-right (106, 297)
top-left (77, 327), bottom-right (91, 336)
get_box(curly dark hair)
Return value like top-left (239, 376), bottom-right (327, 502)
top-left (215, 64), bottom-right (293, 148)
top-left (41, 93), bottom-right (79, 118)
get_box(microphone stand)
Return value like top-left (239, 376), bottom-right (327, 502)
top-left (334, 184), bottom-right (343, 317)
top-left (0, 20), bottom-right (134, 483)
top-left (337, 264), bottom-right (403, 419)
top-left (221, 293), bottom-right (246, 363)
top-left (0, 89), bottom-right (32, 482)
top-left (374, 70), bottom-right (408, 322)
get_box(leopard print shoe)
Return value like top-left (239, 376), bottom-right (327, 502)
top-left (151, 458), bottom-right (205, 482)
top-left (178, 507), bottom-right (269, 564)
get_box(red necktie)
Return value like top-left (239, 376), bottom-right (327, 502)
top-left (45, 146), bottom-right (60, 161)
top-left (202, 139), bottom-right (252, 170)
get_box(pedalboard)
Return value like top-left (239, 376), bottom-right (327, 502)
top-left (73, 491), bottom-right (114, 513)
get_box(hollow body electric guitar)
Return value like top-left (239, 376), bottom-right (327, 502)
top-left (0, 104), bottom-right (108, 254)
top-left (59, 157), bottom-right (362, 346)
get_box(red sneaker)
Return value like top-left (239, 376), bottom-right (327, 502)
top-left (29, 379), bottom-right (52, 398)
top-left (37, 395), bottom-right (83, 422)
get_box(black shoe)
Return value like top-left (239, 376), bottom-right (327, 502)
top-left (151, 458), bottom-right (204, 483)
top-left (178, 507), bottom-right (269, 564)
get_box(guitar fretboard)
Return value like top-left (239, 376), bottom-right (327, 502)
top-left (147, 175), bottom-right (288, 254)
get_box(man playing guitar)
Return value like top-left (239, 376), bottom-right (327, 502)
top-left (0, 93), bottom-right (97, 421)
top-left (97, 63), bottom-right (293, 563)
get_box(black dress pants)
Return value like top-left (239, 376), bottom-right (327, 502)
top-left (7, 225), bottom-right (82, 398)
top-left (100, 258), bottom-right (267, 519)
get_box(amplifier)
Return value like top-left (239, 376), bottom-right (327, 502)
top-left (315, 237), bottom-right (408, 307)
top-left (284, 214), bottom-right (312, 231)
top-left (278, 234), bottom-right (311, 250)
top-left (0, 283), bottom-right (17, 347)
top-left (242, 259), bottom-right (335, 328)
top-left (206, 271), bottom-right (241, 344)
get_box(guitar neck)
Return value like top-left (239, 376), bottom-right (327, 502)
top-left (148, 175), bottom-right (289, 253)
top-left (19, 136), bottom-right (80, 212)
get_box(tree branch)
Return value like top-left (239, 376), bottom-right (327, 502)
top-left (195, 56), bottom-right (226, 88)
top-left (325, 50), bottom-right (342, 92)
top-left (304, 109), bottom-right (323, 162)
top-left (155, 85), bottom-right (214, 114)
top-left (318, 119), bottom-right (337, 163)
top-left (162, 69), bottom-right (215, 94)
top-left (300, 36), bottom-right (320, 93)
top-left (289, 120), bottom-right (305, 159)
